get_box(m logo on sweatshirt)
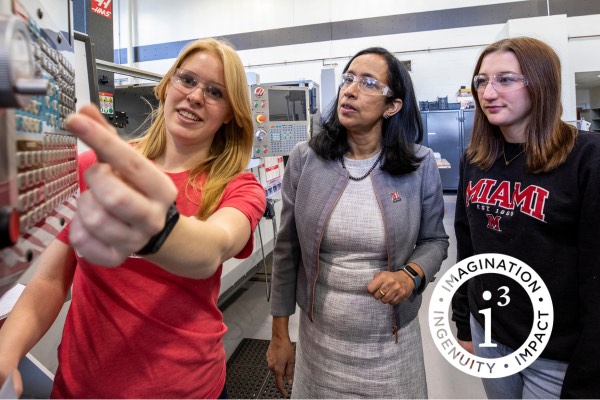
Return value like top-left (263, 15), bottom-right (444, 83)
top-left (486, 214), bottom-right (502, 231)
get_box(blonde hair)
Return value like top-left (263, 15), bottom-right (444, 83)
top-left (132, 38), bottom-right (253, 220)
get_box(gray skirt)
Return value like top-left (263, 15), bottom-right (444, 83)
top-left (291, 277), bottom-right (427, 399)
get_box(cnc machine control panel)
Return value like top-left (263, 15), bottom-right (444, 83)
top-left (251, 84), bottom-right (311, 157)
top-left (0, 0), bottom-right (78, 297)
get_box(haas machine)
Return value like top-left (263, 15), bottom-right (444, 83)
top-left (0, 0), bottom-right (78, 297)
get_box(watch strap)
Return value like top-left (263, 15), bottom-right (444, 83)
top-left (137, 202), bottom-right (180, 255)
top-left (399, 264), bottom-right (424, 294)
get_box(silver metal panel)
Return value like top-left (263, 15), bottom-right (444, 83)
top-left (320, 68), bottom-right (337, 119)
top-left (462, 109), bottom-right (475, 151)
top-left (425, 110), bottom-right (461, 191)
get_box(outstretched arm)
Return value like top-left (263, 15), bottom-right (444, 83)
top-left (66, 105), bottom-right (259, 278)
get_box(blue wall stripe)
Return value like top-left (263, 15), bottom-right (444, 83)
top-left (113, 48), bottom-right (128, 64)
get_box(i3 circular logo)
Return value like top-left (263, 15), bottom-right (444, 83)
top-left (428, 253), bottom-right (554, 378)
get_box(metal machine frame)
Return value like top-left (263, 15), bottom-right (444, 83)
top-left (0, 0), bottom-right (77, 297)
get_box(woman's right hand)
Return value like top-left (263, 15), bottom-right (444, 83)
top-left (66, 105), bottom-right (178, 267)
top-left (266, 335), bottom-right (295, 397)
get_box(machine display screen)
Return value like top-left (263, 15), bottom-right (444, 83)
top-left (268, 89), bottom-right (307, 121)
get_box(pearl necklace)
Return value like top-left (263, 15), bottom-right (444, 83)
top-left (341, 151), bottom-right (383, 181)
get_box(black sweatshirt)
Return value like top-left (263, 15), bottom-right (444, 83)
top-left (452, 132), bottom-right (600, 398)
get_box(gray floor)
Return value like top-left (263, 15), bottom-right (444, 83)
top-left (222, 195), bottom-right (486, 399)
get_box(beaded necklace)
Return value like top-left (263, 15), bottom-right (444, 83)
top-left (341, 151), bottom-right (383, 181)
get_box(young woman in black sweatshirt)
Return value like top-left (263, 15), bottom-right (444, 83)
top-left (452, 36), bottom-right (600, 399)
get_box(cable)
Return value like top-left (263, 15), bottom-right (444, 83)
top-left (261, 198), bottom-right (278, 302)
top-left (256, 222), bottom-right (271, 301)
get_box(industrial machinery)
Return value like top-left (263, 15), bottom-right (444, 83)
top-left (250, 81), bottom-right (320, 157)
top-left (247, 80), bottom-right (320, 303)
top-left (420, 109), bottom-right (474, 191)
top-left (0, 0), bottom-right (77, 297)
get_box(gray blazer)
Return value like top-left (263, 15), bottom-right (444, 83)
top-left (270, 141), bottom-right (449, 331)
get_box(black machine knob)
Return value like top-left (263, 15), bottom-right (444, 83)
top-left (0, 206), bottom-right (20, 249)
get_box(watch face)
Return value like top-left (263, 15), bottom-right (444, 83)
top-left (403, 265), bottom-right (425, 292)
top-left (404, 265), bottom-right (418, 277)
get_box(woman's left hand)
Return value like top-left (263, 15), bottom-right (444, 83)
top-left (66, 105), bottom-right (178, 266)
top-left (367, 270), bottom-right (415, 305)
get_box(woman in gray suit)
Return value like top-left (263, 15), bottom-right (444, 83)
top-left (266, 46), bottom-right (449, 398)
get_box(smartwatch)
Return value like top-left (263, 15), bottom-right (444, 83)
top-left (137, 202), bottom-right (180, 255)
top-left (399, 264), bottom-right (424, 293)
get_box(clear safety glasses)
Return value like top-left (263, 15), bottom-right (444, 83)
top-left (340, 72), bottom-right (394, 97)
top-left (473, 73), bottom-right (529, 94)
top-left (170, 68), bottom-right (228, 104)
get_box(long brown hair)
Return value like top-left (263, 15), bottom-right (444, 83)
top-left (132, 38), bottom-right (253, 220)
top-left (467, 36), bottom-right (577, 173)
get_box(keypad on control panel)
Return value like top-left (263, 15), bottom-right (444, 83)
top-left (16, 134), bottom-right (78, 233)
top-left (268, 124), bottom-right (307, 153)
top-left (12, 28), bottom-right (78, 234)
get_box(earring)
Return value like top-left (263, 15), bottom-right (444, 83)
top-left (383, 113), bottom-right (389, 119)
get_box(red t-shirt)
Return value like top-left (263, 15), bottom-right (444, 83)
top-left (52, 150), bottom-right (265, 398)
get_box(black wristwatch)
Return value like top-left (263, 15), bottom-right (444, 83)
top-left (137, 202), bottom-right (180, 255)
top-left (399, 264), bottom-right (424, 293)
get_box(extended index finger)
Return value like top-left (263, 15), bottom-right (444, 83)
top-left (67, 104), bottom-right (176, 202)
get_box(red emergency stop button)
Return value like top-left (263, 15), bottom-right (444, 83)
top-left (256, 114), bottom-right (266, 123)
